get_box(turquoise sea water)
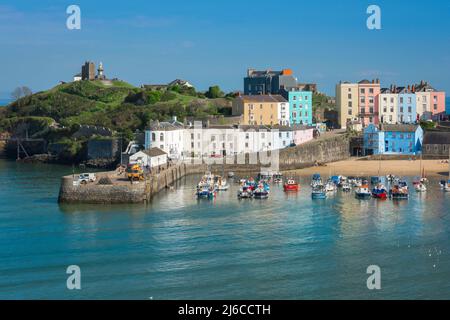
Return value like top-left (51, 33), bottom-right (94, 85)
top-left (0, 159), bottom-right (450, 299)
top-left (0, 99), bottom-right (11, 106)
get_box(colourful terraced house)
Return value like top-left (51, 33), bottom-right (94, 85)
top-left (396, 86), bottom-right (417, 123)
top-left (363, 123), bottom-right (423, 155)
top-left (281, 89), bottom-right (313, 125)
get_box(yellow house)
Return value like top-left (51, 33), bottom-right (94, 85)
top-left (336, 82), bottom-right (359, 129)
top-left (232, 95), bottom-right (287, 126)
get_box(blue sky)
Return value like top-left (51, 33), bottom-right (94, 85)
top-left (0, 0), bottom-right (449, 98)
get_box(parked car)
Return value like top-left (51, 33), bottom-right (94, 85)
top-left (78, 173), bottom-right (96, 184)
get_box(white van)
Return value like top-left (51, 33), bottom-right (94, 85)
top-left (78, 173), bottom-right (96, 184)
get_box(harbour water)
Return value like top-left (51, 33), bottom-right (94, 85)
top-left (0, 159), bottom-right (450, 299)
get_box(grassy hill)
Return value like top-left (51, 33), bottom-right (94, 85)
top-left (0, 80), bottom-right (232, 137)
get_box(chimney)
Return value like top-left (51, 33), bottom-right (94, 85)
top-left (407, 85), bottom-right (411, 92)
top-left (247, 68), bottom-right (255, 77)
top-left (390, 84), bottom-right (393, 92)
top-left (376, 78), bottom-right (380, 84)
top-left (412, 85), bottom-right (416, 93)
top-left (372, 79), bottom-right (375, 84)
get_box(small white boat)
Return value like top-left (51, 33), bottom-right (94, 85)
top-left (325, 182), bottom-right (337, 192)
top-left (415, 183), bottom-right (427, 192)
top-left (341, 183), bottom-right (351, 192)
top-left (355, 185), bottom-right (371, 199)
top-left (214, 176), bottom-right (229, 191)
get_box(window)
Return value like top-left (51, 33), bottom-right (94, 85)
top-left (369, 88), bottom-right (374, 94)
top-left (348, 94), bottom-right (352, 99)
top-left (152, 132), bottom-right (156, 141)
top-left (408, 106), bottom-right (412, 113)
top-left (360, 88), bottom-right (365, 94)
top-left (348, 101), bottom-right (352, 107)
top-left (348, 110), bottom-right (352, 115)
top-left (245, 133), bottom-right (249, 139)
top-left (160, 133), bottom-right (164, 141)
top-left (400, 97), bottom-right (404, 103)
top-left (190, 133), bottom-right (194, 140)
top-left (293, 96), bottom-right (297, 100)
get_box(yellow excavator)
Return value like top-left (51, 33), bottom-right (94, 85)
top-left (127, 163), bottom-right (144, 181)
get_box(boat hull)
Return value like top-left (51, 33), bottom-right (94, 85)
top-left (311, 192), bottom-right (326, 199)
top-left (355, 193), bottom-right (371, 199)
top-left (283, 184), bottom-right (299, 192)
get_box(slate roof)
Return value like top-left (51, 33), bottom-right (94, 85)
top-left (380, 124), bottom-right (419, 132)
top-left (423, 132), bottom-right (450, 145)
top-left (143, 147), bottom-right (167, 157)
top-left (237, 95), bottom-right (288, 103)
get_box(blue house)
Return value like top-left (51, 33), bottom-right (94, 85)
top-left (281, 89), bottom-right (313, 125)
top-left (397, 87), bottom-right (417, 123)
top-left (363, 123), bottom-right (423, 155)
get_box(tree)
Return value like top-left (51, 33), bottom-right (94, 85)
top-left (11, 86), bottom-right (32, 102)
top-left (11, 87), bottom-right (23, 101)
top-left (205, 85), bottom-right (223, 99)
top-left (22, 86), bottom-right (32, 97)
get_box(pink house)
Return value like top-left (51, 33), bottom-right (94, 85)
top-left (292, 126), bottom-right (314, 145)
top-left (430, 91), bottom-right (446, 120)
top-left (358, 79), bottom-right (380, 126)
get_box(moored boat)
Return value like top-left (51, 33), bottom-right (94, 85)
top-left (389, 182), bottom-right (409, 199)
top-left (311, 173), bottom-right (322, 187)
top-left (341, 182), bottom-right (351, 192)
top-left (253, 184), bottom-right (269, 199)
top-left (325, 181), bottom-right (337, 193)
top-left (272, 173), bottom-right (283, 184)
top-left (283, 178), bottom-right (299, 192)
top-left (196, 185), bottom-right (216, 199)
top-left (311, 185), bottom-right (326, 199)
top-left (415, 183), bottom-right (427, 192)
top-left (237, 186), bottom-right (253, 199)
top-left (355, 184), bottom-right (372, 199)
top-left (372, 184), bottom-right (387, 199)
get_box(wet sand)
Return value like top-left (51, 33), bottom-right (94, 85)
top-left (283, 159), bottom-right (450, 178)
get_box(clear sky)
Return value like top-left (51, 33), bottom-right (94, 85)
top-left (0, 0), bottom-right (449, 98)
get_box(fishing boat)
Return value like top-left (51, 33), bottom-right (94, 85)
top-left (372, 183), bottom-right (388, 199)
top-left (311, 185), bottom-right (326, 199)
top-left (272, 173), bottom-right (283, 184)
top-left (440, 180), bottom-right (450, 192)
top-left (355, 184), bottom-right (372, 199)
top-left (415, 183), bottom-right (427, 192)
top-left (196, 185), bottom-right (216, 199)
top-left (214, 175), bottom-right (229, 191)
top-left (389, 181), bottom-right (409, 199)
top-left (283, 178), bottom-right (299, 192)
top-left (253, 184), bottom-right (269, 199)
top-left (325, 180), bottom-right (337, 192)
top-left (341, 182), bottom-right (352, 192)
top-left (237, 186), bottom-right (253, 199)
top-left (311, 173), bottom-right (322, 187)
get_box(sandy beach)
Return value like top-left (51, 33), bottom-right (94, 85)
top-left (283, 159), bottom-right (450, 178)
